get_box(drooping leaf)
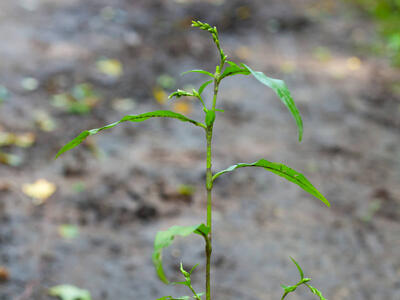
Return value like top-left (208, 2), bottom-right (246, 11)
top-left (48, 285), bottom-right (91, 300)
top-left (198, 80), bottom-right (213, 95)
top-left (55, 111), bottom-right (205, 158)
top-left (213, 159), bottom-right (329, 206)
top-left (153, 224), bottom-right (210, 284)
top-left (220, 61), bottom-right (250, 79)
top-left (181, 70), bottom-right (214, 78)
top-left (244, 64), bottom-right (303, 142)
top-left (290, 257), bottom-right (304, 280)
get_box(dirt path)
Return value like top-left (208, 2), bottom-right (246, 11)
top-left (0, 1), bottom-right (399, 299)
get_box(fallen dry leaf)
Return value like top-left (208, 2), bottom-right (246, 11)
top-left (96, 58), bottom-right (123, 78)
top-left (58, 224), bottom-right (79, 239)
top-left (0, 266), bottom-right (9, 282)
top-left (172, 100), bottom-right (192, 115)
top-left (22, 179), bottom-right (56, 205)
top-left (153, 87), bottom-right (168, 105)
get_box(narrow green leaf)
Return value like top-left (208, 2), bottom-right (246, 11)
top-left (220, 61), bottom-right (250, 79)
top-left (189, 264), bottom-right (199, 275)
top-left (198, 80), bottom-right (213, 95)
top-left (305, 284), bottom-right (327, 300)
top-left (181, 70), bottom-right (214, 78)
top-left (153, 224), bottom-right (210, 284)
top-left (213, 159), bottom-right (330, 206)
top-left (55, 110), bottom-right (205, 158)
top-left (290, 257), bottom-right (304, 280)
top-left (244, 64), bottom-right (303, 142)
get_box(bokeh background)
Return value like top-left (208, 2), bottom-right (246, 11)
top-left (0, 0), bottom-right (399, 299)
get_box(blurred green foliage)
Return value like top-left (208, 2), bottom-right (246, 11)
top-left (352, 0), bottom-right (400, 66)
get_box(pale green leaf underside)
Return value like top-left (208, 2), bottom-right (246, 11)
top-left (153, 224), bottom-right (210, 284)
top-left (221, 61), bottom-right (250, 79)
top-left (213, 159), bottom-right (329, 206)
top-left (244, 64), bottom-right (303, 142)
top-left (55, 110), bottom-right (205, 158)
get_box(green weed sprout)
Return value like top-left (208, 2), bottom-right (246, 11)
top-left (56, 20), bottom-right (330, 300)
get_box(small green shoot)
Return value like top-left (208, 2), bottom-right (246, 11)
top-left (153, 224), bottom-right (209, 284)
top-left (281, 257), bottom-right (327, 300)
top-left (56, 20), bottom-right (330, 300)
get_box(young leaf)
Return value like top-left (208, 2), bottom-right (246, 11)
top-left (290, 257), bottom-right (304, 280)
top-left (189, 264), bottom-right (199, 275)
top-left (198, 80), bottom-right (213, 95)
top-left (55, 110), bottom-right (206, 158)
top-left (181, 70), bottom-right (214, 78)
top-left (191, 20), bottom-right (214, 33)
top-left (213, 159), bottom-right (330, 207)
top-left (305, 284), bottom-right (327, 300)
top-left (153, 224), bottom-right (210, 284)
top-left (243, 64), bottom-right (303, 142)
top-left (281, 284), bottom-right (298, 300)
top-left (169, 89), bottom-right (194, 99)
top-left (220, 61), bottom-right (250, 79)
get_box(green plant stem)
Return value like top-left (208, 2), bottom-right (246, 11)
top-left (204, 30), bottom-right (225, 300)
top-left (188, 283), bottom-right (202, 300)
top-left (205, 126), bottom-right (213, 300)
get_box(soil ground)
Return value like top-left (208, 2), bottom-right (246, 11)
top-left (0, 0), bottom-right (399, 299)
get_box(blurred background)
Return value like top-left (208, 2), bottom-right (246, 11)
top-left (0, 0), bottom-right (399, 299)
